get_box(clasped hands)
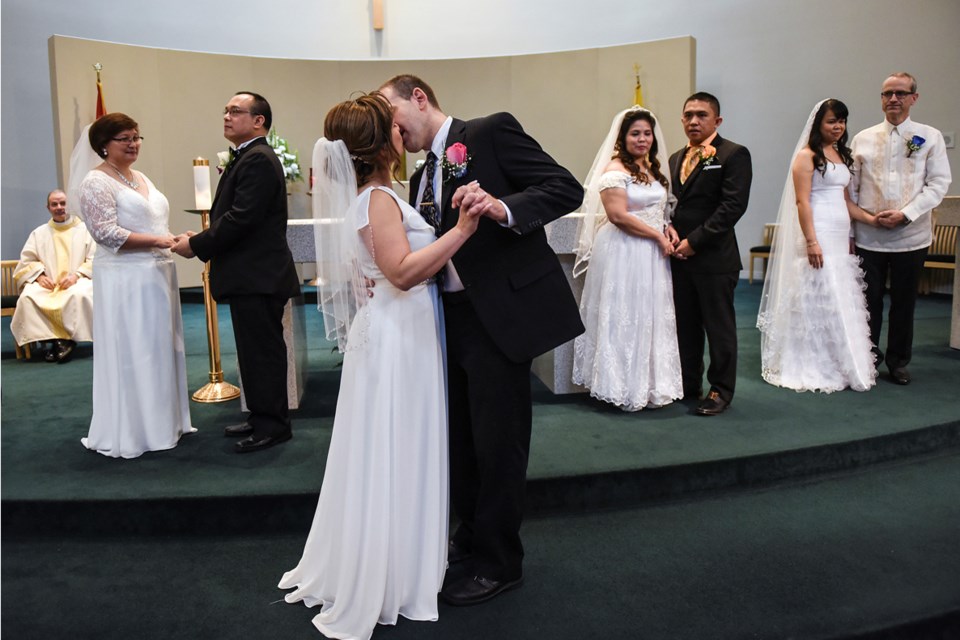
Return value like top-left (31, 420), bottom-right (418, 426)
top-left (452, 181), bottom-right (505, 224)
top-left (873, 209), bottom-right (907, 229)
top-left (169, 231), bottom-right (197, 258)
top-left (36, 272), bottom-right (80, 291)
top-left (664, 225), bottom-right (695, 259)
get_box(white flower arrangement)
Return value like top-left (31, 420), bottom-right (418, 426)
top-left (267, 129), bottom-right (303, 183)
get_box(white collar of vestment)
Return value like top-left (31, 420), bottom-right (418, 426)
top-left (47, 215), bottom-right (79, 230)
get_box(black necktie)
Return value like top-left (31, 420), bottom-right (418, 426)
top-left (419, 152), bottom-right (440, 235)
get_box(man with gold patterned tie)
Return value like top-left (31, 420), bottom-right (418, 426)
top-left (850, 72), bottom-right (952, 386)
top-left (11, 189), bottom-right (95, 362)
top-left (668, 92), bottom-right (752, 416)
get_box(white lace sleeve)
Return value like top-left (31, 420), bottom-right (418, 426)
top-left (597, 171), bottom-right (631, 192)
top-left (79, 172), bottom-right (130, 253)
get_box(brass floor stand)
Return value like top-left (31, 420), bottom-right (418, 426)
top-left (185, 209), bottom-right (240, 403)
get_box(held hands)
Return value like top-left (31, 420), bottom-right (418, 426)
top-left (875, 209), bottom-right (907, 229)
top-left (452, 181), bottom-right (506, 224)
top-left (659, 225), bottom-right (681, 258)
top-left (170, 231), bottom-right (197, 258)
top-left (673, 238), bottom-right (696, 260)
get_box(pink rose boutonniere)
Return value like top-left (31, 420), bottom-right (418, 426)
top-left (441, 142), bottom-right (471, 183)
top-left (698, 143), bottom-right (717, 167)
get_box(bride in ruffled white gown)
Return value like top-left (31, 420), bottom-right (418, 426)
top-left (279, 95), bottom-right (480, 639)
top-left (572, 108), bottom-right (682, 410)
top-left (78, 113), bottom-right (194, 458)
top-left (757, 99), bottom-right (878, 393)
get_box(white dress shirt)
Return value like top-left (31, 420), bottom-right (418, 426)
top-left (415, 117), bottom-right (516, 292)
top-left (850, 117), bottom-right (952, 252)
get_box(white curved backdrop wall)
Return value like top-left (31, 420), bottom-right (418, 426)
top-left (3, 0), bottom-right (958, 266)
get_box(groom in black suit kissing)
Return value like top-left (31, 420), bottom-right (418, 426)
top-left (668, 92), bottom-right (752, 416)
top-left (379, 75), bottom-right (584, 606)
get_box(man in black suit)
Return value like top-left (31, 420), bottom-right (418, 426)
top-left (379, 75), bottom-right (584, 605)
top-left (172, 91), bottom-right (300, 452)
top-left (668, 92), bottom-right (752, 416)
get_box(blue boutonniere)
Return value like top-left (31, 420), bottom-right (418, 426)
top-left (440, 142), bottom-right (471, 183)
top-left (906, 135), bottom-right (925, 158)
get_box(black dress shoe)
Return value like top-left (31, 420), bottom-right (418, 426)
top-left (54, 340), bottom-right (75, 363)
top-left (441, 574), bottom-right (523, 606)
top-left (224, 422), bottom-right (254, 437)
top-left (889, 366), bottom-right (911, 385)
top-left (44, 343), bottom-right (59, 363)
top-left (447, 541), bottom-right (472, 565)
top-left (235, 432), bottom-right (292, 453)
top-left (696, 390), bottom-right (729, 416)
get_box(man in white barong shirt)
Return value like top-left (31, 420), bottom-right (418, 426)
top-left (850, 72), bottom-right (952, 385)
top-left (11, 189), bottom-right (95, 362)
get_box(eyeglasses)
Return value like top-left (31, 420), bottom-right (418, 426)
top-left (881, 90), bottom-right (915, 100)
top-left (112, 136), bottom-right (144, 144)
top-left (223, 107), bottom-right (256, 117)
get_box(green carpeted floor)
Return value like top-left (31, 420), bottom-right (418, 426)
top-left (2, 283), bottom-right (959, 638)
top-left (3, 451), bottom-right (959, 639)
top-left (1, 285), bottom-right (958, 506)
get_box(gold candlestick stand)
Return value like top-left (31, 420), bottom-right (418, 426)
top-left (185, 209), bottom-right (241, 403)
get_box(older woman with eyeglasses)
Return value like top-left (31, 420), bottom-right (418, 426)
top-left (77, 112), bottom-right (195, 458)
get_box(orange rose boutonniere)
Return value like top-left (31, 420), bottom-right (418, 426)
top-left (698, 143), bottom-right (717, 167)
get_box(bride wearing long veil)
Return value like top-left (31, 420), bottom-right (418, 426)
top-left (278, 93), bottom-right (481, 639)
top-left (757, 99), bottom-right (877, 393)
top-left (572, 107), bottom-right (682, 410)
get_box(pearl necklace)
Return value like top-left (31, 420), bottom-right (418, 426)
top-left (106, 162), bottom-right (140, 190)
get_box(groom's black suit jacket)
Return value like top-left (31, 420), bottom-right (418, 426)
top-left (408, 113), bottom-right (585, 363)
top-left (409, 112), bottom-right (582, 580)
top-left (191, 137), bottom-right (300, 301)
top-left (189, 135), bottom-right (300, 436)
top-left (668, 133), bottom-right (751, 400)
top-left (668, 134), bottom-right (752, 273)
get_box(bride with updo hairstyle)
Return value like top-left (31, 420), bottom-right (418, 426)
top-left (572, 107), bottom-right (683, 411)
top-left (278, 92), bottom-right (481, 639)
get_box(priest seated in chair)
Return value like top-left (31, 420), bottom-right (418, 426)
top-left (11, 189), bottom-right (95, 363)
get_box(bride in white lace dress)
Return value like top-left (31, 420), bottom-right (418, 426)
top-left (572, 108), bottom-right (683, 410)
top-left (278, 94), bottom-right (481, 640)
top-left (757, 99), bottom-right (878, 392)
top-left (78, 113), bottom-right (194, 458)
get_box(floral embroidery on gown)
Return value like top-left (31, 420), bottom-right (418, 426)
top-left (573, 171), bottom-right (682, 410)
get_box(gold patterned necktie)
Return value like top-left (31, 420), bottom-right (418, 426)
top-left (419, 151), bottom-right (440, 234)
top-left (680, 145), bottom-right (703, 184)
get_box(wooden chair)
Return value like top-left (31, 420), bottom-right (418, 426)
top-left (748, 223), bottom-right (778, 283)
top-left (1, 260), bottom-right (31, 359)
top-left (918, 213), bottom-right (958, 295)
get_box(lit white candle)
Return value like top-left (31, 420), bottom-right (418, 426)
top-left (193, 158), bottom-right (212, 210)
